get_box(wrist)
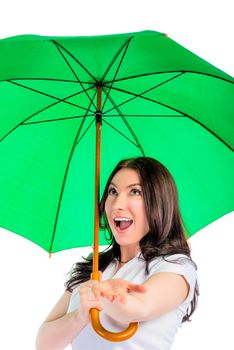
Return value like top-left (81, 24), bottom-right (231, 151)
top-left (72, 310), bottom-right (88, 329)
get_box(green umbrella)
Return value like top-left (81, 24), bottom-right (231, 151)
top-left (0, 30), bottom-right (233, 340)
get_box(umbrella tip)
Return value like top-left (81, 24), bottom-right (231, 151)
top-left (49, 250), bottom-right (52, 258)
top-left (163, 33), bottom-right (168, 37)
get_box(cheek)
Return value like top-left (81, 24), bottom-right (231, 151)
top-left (104, 199), bottom-right (111, 217)
top-left (139, 204), bottom-right (149, 227)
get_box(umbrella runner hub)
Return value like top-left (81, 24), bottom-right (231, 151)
top-left (95, 110), bottom-right (103, 124)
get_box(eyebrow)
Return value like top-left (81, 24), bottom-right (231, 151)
top-left (109, 182), bottom-right (142, 188)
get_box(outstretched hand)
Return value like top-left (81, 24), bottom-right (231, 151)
top-left (92, 278), bottom-right (147, 304)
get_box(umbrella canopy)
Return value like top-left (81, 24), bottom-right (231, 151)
top-left (0, 30), bottom-right (233, 254)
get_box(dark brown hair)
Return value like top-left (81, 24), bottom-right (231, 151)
top-left (65, 157), bottom-right (199, 322)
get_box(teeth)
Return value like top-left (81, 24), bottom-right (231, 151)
top-left (114, 217), bottom-right (132, 222)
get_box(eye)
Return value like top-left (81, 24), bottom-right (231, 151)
top-left (107, 187), bottom-right (117, 195)
top-left (130, 188), bottom-right (142, 196)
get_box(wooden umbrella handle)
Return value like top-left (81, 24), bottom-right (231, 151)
top-left (90, 308), bottom-right (138, 342)
top-left (90, 271), bottom-right (138, 341)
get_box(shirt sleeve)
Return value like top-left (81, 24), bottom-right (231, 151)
top-left (148, 254), bottom-right (197, 303)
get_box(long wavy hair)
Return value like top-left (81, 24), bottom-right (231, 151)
top-left (65, 156), bottom-right (199, 322)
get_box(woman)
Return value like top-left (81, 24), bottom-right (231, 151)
top-left (36, 156), bottom-right (199, 350)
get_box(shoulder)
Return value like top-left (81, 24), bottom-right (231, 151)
top-left (148, 253), bottom-right (197, 302)
top-left (128, 254), bottom-right (197, 321)
top-left (148, 253), bottom-right (196, 273)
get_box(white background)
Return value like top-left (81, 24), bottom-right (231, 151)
top-left (0, 1), bottom-right (233, 349)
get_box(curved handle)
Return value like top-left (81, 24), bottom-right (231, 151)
top-left (90, 308), bottom-right (139, 342)
top-left (90, 271), bottom-right (138, 341)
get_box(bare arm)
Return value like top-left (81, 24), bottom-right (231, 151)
top-left (36, 291), bottom-right (83, 350)
top-left (36, 273), bottom-right (188, 348)
top-left (36, 280), bottom-right (102, 350)
top-left (93, 272), bottom-right (189, 324)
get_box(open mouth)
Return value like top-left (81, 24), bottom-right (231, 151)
top-left (114, 218), bottom-right (133, 231)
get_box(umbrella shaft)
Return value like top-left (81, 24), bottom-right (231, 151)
top-left (92, 85), bottom-right (102, 281)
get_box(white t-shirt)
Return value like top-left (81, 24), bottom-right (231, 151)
top-left (67, 252), bottom-right (197, 350)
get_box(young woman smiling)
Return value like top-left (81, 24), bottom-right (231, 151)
top-left (36, 157), bottom-right (199, 350)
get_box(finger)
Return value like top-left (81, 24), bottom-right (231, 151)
top-left (101, 291), bottom-right (115, 302)
top-left (91, 303), bottom-right (103, 311)
top-left (114, 294), bottom-right (126, 303)
top-left (89, 302), bottom-right (103, 312)
top-left (135, 285), bottom-right (147, 292)
top-left (92, 285), bottom-right (101, 301)
top-left (106, 292), bottom-right (115, 302)
top-left (120, 292), bottom-right (127, 303)
top-left (82, 280), bottom-right (99, 290)
top-left (112, 294), bottom-right (120, 303)
top-left (85, 292), bottom-right (100, 302)
top-left (110, 292), bottom-right (127, 303)
top-left (128, 284), bottom-right (147, 293)
top-left (98, 271), bottom-right (102, 280)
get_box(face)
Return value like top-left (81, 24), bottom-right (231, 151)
top-left (105, 168), bottom-right (149, 251)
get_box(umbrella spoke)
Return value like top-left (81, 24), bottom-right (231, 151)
top-left (102, 119), bottom-right (140, 149)
top-left (23, 85), bottom-right (95, 121)
top-left (103, 88), bottom-right (145, 155)
top-left (101, 37), bottom-right (133, 110)
top-left (52, 40), bottom-right (97, 83)
top-left (105, 70), bottom-right (234, 85)
top-left (102, 114), bottom-right (181, 117)
top-left (49, 92), bottom-right (97, 253)
top-left (101, 36), bottom-right (134, 83)
top-left (104, 81), bottom-right (233, 151)
top-left (8, 80), bottom-right (95, 113)
top-left (74, 117), bottom-right (95, 147)
top-left (23, 115), bottom-right (94, 125)
top-left (2, 77), bottom-right (93, 84)
top-left (103, 72), bottom-right (185, 115)
top-left (0, 84), bottom-right (95, 143)
top-left (52, 40), bottom-right (96, 110)
top-left (74, 91), bottom-right (98, 148)
top-left (24, 86), bottom-right (95, 122)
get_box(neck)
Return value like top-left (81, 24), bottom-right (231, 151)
top-left (117, 247), bottom-right (140, 264)
top-left (116, 256), bottom-right (132, 264)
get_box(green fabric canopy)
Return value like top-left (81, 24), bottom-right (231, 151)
top-left (0, 30), bottom-right (233, 253)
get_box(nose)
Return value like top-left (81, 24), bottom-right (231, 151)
top-left (112, 192), bottom-right (127, 210)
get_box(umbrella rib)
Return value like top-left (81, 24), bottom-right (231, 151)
top-left (102, 119), bottom-right (140, 149)
top-left (49, 92), bottom-right (97, 253)
top-left (24, 85), bottom-right (94, 121)
top-left (51, 40), bottom-right (97, 83)
top-left (52, 40), bottom-right (96, 109)
top-left (106, 86), bottom-right (233, 151)
top-left (7, 80), bottom-right (95, 112)
top-left (188, 120), bottom-right (233, 151)
top-left (101, 114), bottom-right (181, 117)
top-left (102, 38), bottom-right (132, 111)
top-left (74, 117), bottom-right (96, 147)
top-left (23, 115), bottom-right (93, 125)
top-left (22, 114), bottom-right (183, 125)
top-left (0, 85), bottom-right (95, 143)
top-left (103, 88), bottom-right (145, 155)
top-left (103, 72), bottom-right (185, 115)
top-left (105, 70), bottom-right (234, 85)
top-left (1, 77), bottom-right (93, 84)
top-left (101, 36), bottom-right (134, 83)
top-left (75, 90), bottom-right (97, 147)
